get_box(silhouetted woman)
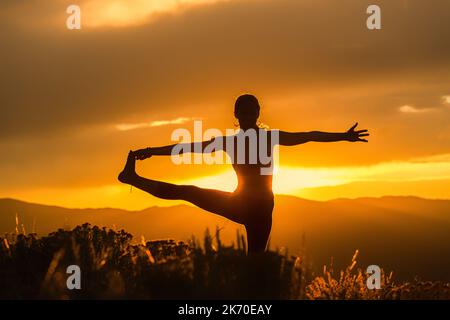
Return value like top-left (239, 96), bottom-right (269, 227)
top-left (118, 94), bottom-right (369, 253)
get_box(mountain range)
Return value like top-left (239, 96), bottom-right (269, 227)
top-left (1, 195), bottom-right (449, 281)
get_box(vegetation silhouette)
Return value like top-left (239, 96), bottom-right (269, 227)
top-left (118, 94), bottom-right (369, 253)
top-left (1, 224), bottom-right (449, 299)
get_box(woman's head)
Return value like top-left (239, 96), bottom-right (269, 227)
top-left (234, 94), bottom-right (260, 128)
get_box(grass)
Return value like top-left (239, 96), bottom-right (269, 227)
top-left (1, 223), bottom-right (449, 299)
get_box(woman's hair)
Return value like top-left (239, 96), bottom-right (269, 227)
top-left (234, 94), bottom-right (260, 117)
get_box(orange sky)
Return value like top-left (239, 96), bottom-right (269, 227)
top-left (1, 0), bottom-right (450, 210)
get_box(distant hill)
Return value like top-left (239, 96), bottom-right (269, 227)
top-left (1, 196), bottom-right (449, 281)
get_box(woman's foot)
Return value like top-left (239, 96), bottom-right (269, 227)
top-left (118, 151), bottom-right (137, 184)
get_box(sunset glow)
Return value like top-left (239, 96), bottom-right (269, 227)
top-left (83, 0), bottom-right (230, 27)
top-left (2, 0), bottom-right (450, 301)
top-left (6, 153), bottom-right (450, 210)
top-left (1, 0), bottom-right (450, 212)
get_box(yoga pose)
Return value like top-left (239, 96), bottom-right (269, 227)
top-left (118, 94), bottom-right (369, 253)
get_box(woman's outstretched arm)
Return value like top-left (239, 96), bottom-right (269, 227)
top-left (279, 123), bottom-right (369, 146)
top-left (133, 138), bottom-right (223, 160)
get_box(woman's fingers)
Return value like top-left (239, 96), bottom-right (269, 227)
top-left (359, 133), bottom-right (370, 137)
top-left (132, 150), bottom-right (143, 160)
top-left (137, 153), bottom-right (146, 160)
top-left (350, 122), bottom-right (358, 131)
top-left (133, 148), bottom-right (152, 160)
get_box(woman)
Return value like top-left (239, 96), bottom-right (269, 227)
top-left (118, 94), bottom-right (369, 253)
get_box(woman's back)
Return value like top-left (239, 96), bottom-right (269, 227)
top-left (225, 128), bottom-right (275, 195)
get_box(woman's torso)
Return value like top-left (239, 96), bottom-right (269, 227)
top-left (226, 128), bottom-right (275, 198)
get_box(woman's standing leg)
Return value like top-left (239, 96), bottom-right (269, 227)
top-left (245, 216), bottom-right (272, 254)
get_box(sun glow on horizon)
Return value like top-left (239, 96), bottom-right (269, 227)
top-left (4, 154), bottom-right (450, 211)
top-left (177, 153), bottom-right (450, 195)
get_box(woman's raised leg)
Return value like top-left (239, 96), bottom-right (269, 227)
top-left (118, 152), bottom-right (242, 224)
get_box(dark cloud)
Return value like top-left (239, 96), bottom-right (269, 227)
top-left (1, 0), bottom-right (450, 192)
top-left (1, 0), bottom-right (450, 140)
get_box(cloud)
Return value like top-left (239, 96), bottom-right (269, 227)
top-left (399, 105), bottom-right (433, 113)
top-left (413, 153), bottom-right (450, 163)
top-left (1, 0), bottom-right (450, 141)
top-left (443, 95), bottom-right (450, 105)
top-left (83, 0), bottom-right (230, 27)
top-left (116, 117), bottom-right (195, 131)
top-left (1, 0), bottom-right (450, 202)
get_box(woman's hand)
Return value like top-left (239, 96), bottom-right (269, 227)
top-left (346, 123), bottom-right (369, 142)
top-left (133, 147), bottom-right (153, 160)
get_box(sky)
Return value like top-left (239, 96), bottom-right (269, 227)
top-left (1, 0), bottom-right (450, 210)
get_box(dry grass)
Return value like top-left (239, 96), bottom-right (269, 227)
top-left (1, 223), bottom-right (449, 299)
